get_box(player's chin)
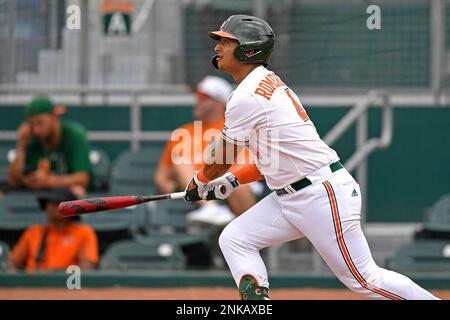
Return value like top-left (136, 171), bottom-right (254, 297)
top-left (217, 60), bottom-right (228, 72)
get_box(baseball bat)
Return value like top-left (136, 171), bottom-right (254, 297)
top-left (58, 192), bottom-right (186, 217)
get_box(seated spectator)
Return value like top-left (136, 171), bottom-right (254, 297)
top-left (7, 188), bottom-right (98, 273)
top-left (8, 96), bottom-right (93, 197)
top-left (155, 76), bottom-right (257, 226)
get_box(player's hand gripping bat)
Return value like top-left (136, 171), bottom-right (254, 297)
top-left (58, 192), bottom-right (186, 217)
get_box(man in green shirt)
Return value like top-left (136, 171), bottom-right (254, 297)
top-left (8, 96), bottom-right (93, 197)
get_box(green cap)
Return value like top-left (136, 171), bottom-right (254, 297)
top-left (25, 96), bottom-right (55, 117)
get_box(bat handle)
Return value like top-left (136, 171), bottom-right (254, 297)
top-left (169, 191), bottom-right (186, 200)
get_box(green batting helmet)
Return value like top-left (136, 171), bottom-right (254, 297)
top-left (208, 15), bottom-right (275, 68)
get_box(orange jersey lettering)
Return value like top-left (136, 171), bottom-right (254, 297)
top-left (255, 72), bottom-right (286, 101)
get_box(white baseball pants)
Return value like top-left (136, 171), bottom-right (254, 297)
top-left (219, 166), bottom-right (438, 300)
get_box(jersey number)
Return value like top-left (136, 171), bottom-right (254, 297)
top-left (285, 88), bottom-right (309, 122)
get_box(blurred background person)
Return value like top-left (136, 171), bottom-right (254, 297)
top-left (155, 75), bottom-right (258, 226)
top-left (7, 96), bottom-right (93, 198)
top-left (7, 188), bottom-right (99, 273)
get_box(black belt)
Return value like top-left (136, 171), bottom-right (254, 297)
top-left (275, 162), bottom-right (344, 196)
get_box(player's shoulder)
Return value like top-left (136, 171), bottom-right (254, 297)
top-left (232, 66), bottom-right (286, 104)
top-left (177, 122), bottom-right (195, 133)
top-left (61, 120), bottom-right (88, 138)
top-left (23, 225), bottom-right (46, 237)
top-left (62, 120), bottom-right (86, 132)
top-left (71, 223), bottom-right (96, 235)
top-left (233, 65), bottom-right (268, 95)
top-left (227, 89), bottom-right (255, 106)
top-left (27, 224), bottom-right (45, 231)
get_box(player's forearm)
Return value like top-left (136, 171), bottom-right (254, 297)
top-left (48, 172), bottom-right (90, 188)
top-left (78, 260), bottom-right (96, 271)
top-left (5, 260), bottom-right (18, 272)
top-left (154, 167), bottom-right (176, 193)
top-left (230, 164), bottom-right (264, 184)
top-left (199, 137), bottom-right (238, 181)
top-left (8, 250), bottom-right (26, 270)
top-left (201, 163), bottom-right (232, 181)
top-left (7, 149), bottom-right (26, 186)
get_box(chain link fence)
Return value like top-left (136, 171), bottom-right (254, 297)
top-left (0, 0), bottom-right (185, 87)
top-left (0, 0), bottom-right (448, 92)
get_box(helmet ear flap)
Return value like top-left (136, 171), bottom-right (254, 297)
top-left (244, 48), bottom-right (261, 58)
top-left (233, 38), bottom-right (274, 65)
top-left (233, 46), bottom-right (259, 62)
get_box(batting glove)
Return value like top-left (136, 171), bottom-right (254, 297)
top-left (184, 171), bottom-right (207, 202)
top-left (203, 172), bottom-right (240, 200)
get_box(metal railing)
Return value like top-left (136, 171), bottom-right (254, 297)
top-left (0, 85), bottom-right (193, 153)
top-left (324, 90), bottom-right (393, 219)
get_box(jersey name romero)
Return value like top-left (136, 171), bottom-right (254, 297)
top-left (222, 66), bottom-right (339, 189)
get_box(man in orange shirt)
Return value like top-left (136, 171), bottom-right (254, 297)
top-left (155, 76), bottom-right (257, 226)
top-left (7, 188), bottom-right (98, 273)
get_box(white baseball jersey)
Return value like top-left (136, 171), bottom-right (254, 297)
top-left (222, 66), bottom-right (339, 189)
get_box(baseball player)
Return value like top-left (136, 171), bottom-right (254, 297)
top-left (184, 15), bottom-right (439, 300)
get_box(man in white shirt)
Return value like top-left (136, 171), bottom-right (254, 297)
top-left (184, 14), bottom-right (438, 300)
